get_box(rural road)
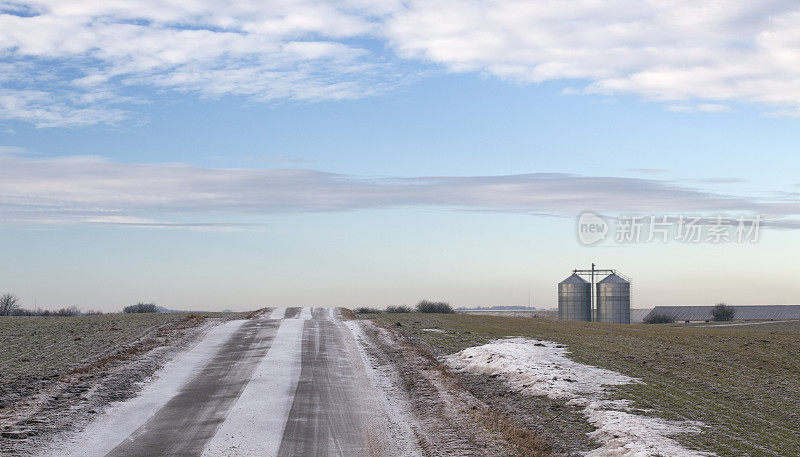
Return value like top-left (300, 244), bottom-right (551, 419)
top-left (41, 307), bottom-right (417, 457)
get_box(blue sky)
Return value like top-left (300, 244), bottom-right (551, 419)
top-left (1, 1), bottom-right (800, 310)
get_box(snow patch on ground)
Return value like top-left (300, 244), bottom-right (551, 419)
top-left (421, 328), bottom-right (445, 333)
top-left (445, 338), bottom-right (715, 457)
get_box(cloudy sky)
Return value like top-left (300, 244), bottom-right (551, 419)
top-left (1, 0), bottom-right (799, 310)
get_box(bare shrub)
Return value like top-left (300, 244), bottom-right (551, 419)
top-left (354, 307), bottom-right (381, 314)
top-left (416, 300), bottom-right (455, 314)
top-left (54, 305), bottom-right (82, 316)
top-left (644, 313), bottom-right (675, 324)
top-left (0, 293), bottom-right (20, 316)
top-left (711, 303), bottom-right (736, 321)
top-left (123, 302), bottom-right (159, 313)
top-left (386, 305), bottom-right (412, 313)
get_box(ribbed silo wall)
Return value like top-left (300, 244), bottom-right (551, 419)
top-left (558, 276), bottom-right (591, 321)
top-left (596, 277), bottom-right (630, 323)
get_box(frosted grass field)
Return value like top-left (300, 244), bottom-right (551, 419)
top-left (378, 313), bottom-right (800, 456)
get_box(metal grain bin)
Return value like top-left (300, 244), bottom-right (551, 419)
top-left (558, 274), bottom-right (591, 321)
top-left (596, 273), bottom-right (630, 323)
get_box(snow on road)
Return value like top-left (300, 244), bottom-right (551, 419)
top-left (201, 316), bottom-right (306, 456)
top-left (36, 319), bottom-right (248, 457)
top-left (35, 308), bottom-right (422, 457)
top-left (268, 307), bottom-right (287, 319)
top-left (344, 320), bottom-right (422, 457)
top-left (445, 338), bottom-right (716, 457)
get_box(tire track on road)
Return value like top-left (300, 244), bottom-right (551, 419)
top-left (105, 318), bottom-right (280, 457)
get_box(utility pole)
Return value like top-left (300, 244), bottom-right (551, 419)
top-left (572, 263), bottom-right (616, 322)
top-left (590, 263), bottom-right (595, 321)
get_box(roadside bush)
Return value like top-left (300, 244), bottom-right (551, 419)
top-left (386, 305), bottom-right (412, 313)
top-left (0, 293), bottom-right (20, 316)
top-left (354, 307), bottom-right (381, 314)
top-left (644, 313), bottom-right (675, 324)
top-left (123, 302), bottom-right (159, 314)
top-left (416, 300), bottom-right (455, 314)
top-left (711, 303), bottom-right (735, 321)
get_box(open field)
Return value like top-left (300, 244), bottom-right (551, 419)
top-left (0, 312), bottom-right (245, 387)
top-left (6, 309), bottom-right (798, 456)
top-left (376, 313), bottom-right (800, 457)
top-left (0, 311), bottom-right (248, 452)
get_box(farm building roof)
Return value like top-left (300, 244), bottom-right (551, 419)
top-left (646, 305), bottom-right (800, 322)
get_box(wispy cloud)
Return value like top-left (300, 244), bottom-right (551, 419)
top-left (686, 178), bottom-right (749, 184)
top-left (0, 0), bottom-right (402, 126)
top-left (1, 153), bottom-right (797, 228)
top-left (388, 1), bottom-right (800, 112)
top-left (628, 168), bottom-right (668, 175)
top-left (3, 1), bottom-right (800, 126)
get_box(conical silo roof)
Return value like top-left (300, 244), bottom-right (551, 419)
top-left (560, 273), bottom-right (589, 284)
top-left (598, 273), bottom-right (629, 284)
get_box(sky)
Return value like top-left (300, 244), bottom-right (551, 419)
top-left (1, 0), bottom-right (800, 311)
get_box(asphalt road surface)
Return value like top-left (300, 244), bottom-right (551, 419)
top-left (44, 307), bottom-right (414, 457)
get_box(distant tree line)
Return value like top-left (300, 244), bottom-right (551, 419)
top-left (0, 292), bottom-right (163, 317)
top-left (456, 305), bottom-right (537, 311)
top-left (644, 313), bottom-right (675, 324)
top-left (0, 294), bottom-right (99, 316)
top-left (645, 302), bottom-right (736, 324)
top-left (353, 300), bottom-right (456, 315)
top-left (386, 305), bottom-right (413, 313)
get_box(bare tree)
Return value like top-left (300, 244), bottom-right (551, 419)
top-left (0, 293), bottom-right (20, 316)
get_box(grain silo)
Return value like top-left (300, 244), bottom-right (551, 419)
top-left (558, 274), bottom-right (591, 321)
top-left (596, 273), bottom-right (630, 323)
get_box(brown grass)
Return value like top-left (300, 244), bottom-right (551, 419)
top-left (338, 307), bottom-right (356, 320)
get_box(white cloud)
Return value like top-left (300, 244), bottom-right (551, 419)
top-left (386, 0), bottom-right (800, 110)
top-left (0, 153), bottom-right (797, 227)
top-left (0, 0), bottom-right (401, 126)
top-left (3, 1), bottom-right (800, 125)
